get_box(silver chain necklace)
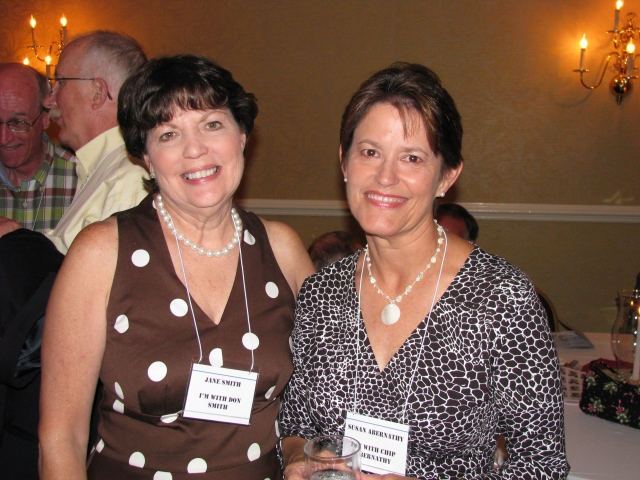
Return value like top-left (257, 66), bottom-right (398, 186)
top-left (156, 193), bottom-right (243, 257)
top-left (365, 220), bottom-right (445, 325)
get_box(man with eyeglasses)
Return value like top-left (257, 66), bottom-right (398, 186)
top-left (0, 62), bottom-right (76, 480)
top-left (41, 31), bottom-right (149, 254)
top-left (0, 63), bottom-right (76, 235)
top-left (0, 34), bottom-right (148, 477)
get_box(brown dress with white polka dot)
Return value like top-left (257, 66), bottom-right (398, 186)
top-left (88, 194), bottom-right (294, 479)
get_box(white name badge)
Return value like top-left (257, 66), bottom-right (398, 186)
top-left (344, 412), bottom-right (409, 476)
top-left (183, 364), bottom-right (258, 425)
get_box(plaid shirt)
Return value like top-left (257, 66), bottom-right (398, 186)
top-left (0, 135), bottom-right (77, 233)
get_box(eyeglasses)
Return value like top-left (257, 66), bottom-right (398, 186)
top-left (47, 77), bottom-right (113, 101)
top-left (0, 110), bottom-right (45, 133)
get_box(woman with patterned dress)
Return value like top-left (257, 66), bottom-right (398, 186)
top-left (39, 55), bottom-right (314, 479)
top-left (279, 63), bottom-right (569, 480)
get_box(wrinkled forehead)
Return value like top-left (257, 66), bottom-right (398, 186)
top-left (0, 74), bottom-right (41, 115)
top-left (55, 40), bottom-right (87, 77)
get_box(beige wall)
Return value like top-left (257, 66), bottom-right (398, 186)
top-left (2, 0), bottom-right (638, 332)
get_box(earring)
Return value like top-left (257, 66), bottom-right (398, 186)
top-left (344, 178), bottom-right (347, 183)
top-left (440, 192), bottom-right (445, 197)
top-left (150, 172), bottom-right (156, 179)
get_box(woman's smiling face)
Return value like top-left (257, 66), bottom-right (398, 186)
top-left (144, 108), bottom-right (246, 215)
top-left (342, 102), bottom-right (460, 241)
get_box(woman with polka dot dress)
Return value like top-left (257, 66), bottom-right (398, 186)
top-left (39, 55), bottom-right (314, 479)
top-left (279, 64), bottom-right (569, 479)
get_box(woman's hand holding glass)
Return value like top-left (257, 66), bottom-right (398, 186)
top-left (304, 436), bottom-right (361, 480)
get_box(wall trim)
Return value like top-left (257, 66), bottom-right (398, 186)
top-left (237, 199), bottom-right (640, 223)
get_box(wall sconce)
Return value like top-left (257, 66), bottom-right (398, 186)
top-left (574, 1), bottom-right (638, 104)
top-left (25, 14), bottom-right (68, 78)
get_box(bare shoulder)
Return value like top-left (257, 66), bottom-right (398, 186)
top-left (68, 217), bottom-right (118, 254)
top-left (260, 218), bottom-right (315, 294)
top-left (261, 218), bottom-right (301, 247)
top-left (60, 216), bottom-right (119, 283)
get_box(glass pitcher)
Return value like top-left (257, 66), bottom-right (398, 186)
top-left (611, 290), bottom-right (640, 381)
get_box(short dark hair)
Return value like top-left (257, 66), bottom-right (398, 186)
top-left (308, 231), bottom-right (363, 271)
top-left (118, 54), bottom-right (258, 165)
top-left (435, 203), bottom-right (479, 241)
top-left (339, 62), bottom-right (463, 172)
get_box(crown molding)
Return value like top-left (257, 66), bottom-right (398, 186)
top-left (236, 199), bottom-right (640, 223)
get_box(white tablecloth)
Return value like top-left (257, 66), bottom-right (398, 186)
top-left (558, 332), bottom-right (640, 480)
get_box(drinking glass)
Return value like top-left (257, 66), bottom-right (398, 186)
top-left (304, 435), bottom-right (361, 480)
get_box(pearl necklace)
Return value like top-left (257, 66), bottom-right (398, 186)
top-left (365, 220), bottom-right (445, 325)
top-left (156, 194), bottom-right (243, 257)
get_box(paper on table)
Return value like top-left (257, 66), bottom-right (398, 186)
top-left (553, 331), bottom-right (594, 349)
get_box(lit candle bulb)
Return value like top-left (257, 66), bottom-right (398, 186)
top-left (580, 34), bottom-right (588, 70)
top-left (23, 56), bottom-right (29, 66)
top-left (615, 1), bottom-right (623, 31)
top-left (30, 15), bottom-right (37, 48)
top-left (627, 40), bottom-right (635, 76)
top-left (45, 55), bottom-right (51, 79)
top-left (60, 15), bottom-right (67, 44)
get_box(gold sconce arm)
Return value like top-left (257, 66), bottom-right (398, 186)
top-left (574, 52), bottom-right (620, 89)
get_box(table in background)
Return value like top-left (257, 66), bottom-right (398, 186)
top-left (558, 332), bottom-right (640, 480)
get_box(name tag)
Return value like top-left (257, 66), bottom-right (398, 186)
top-left (183, 364), bottom-right (258, 425)
top-left (344, 412), bottom-right (409, 476)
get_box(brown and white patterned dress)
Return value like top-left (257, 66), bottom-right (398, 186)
top-left (279, 247), bottom-right (569, 480)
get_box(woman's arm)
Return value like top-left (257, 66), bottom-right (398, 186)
top-left (261, 219), bottom-right (315, 295)
top-left (490, 275), bottom-right (569, 479)
top-left (38, 219), bottom-right (119, 479)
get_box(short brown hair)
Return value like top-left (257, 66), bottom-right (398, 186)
top-left (118, 54), bottom-right (258, 162)
top-left (339, 62), bottom-right (463, 172)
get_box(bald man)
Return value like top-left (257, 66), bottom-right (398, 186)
top-left (42, 31), bottom-right (149, 253)
top-left (0, 63), bottom-right (76, 235)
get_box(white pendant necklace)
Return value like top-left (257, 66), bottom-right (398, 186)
top-left (156, 194), bottom-right (243, 257)
top-left (365, 220), bottom-right (445, 325)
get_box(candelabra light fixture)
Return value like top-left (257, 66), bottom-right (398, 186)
top-left (574, 1), bottom-right (638, 104)
top-left (24, 14), bottom-right (68, 78)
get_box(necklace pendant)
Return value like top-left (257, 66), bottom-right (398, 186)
top-left (381, 303), bottom-right (401, 325)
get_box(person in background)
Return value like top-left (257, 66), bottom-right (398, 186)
top-left (0, 229), bottom-right (64, 480)
top-left (39, 54), bottom-right (314, 479)
top-left (308, 230), bottom-right (363, 271)
top-left (435, 202), bottom-right (478, 242)
top-left (0, 63), bottom-right (76, 235)
top-left (279, 62), bottom-right (567, 479)
top-left (0, 33), bottom-right (149, 476)
top-left (41, 30), bottom-right (149, 253)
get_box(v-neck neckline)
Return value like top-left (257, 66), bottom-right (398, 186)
top-left (352, 246), bottom-right (477, 374)
top-left (152, 200), bottom-right (242, 328)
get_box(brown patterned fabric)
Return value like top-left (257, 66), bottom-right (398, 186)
top-left (88, 194), bottom-right (294, 479)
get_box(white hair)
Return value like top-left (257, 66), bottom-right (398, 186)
top-left (75, 31), bottom-right (147, 100)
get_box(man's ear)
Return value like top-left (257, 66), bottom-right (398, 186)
top-left (91, 78), bottom-right (111, 110)
top-left (41, 110), bottom-right (51, 129)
